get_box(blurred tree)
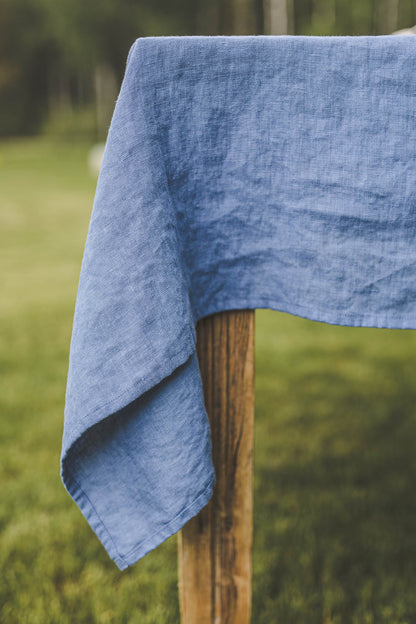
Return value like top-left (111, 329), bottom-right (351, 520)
top-left (192, 0), bottom-right (263, 35)
top-left (385, 0), bottom-right (400, 32)
top-left (0, 0), bottom-right (58, 135)
top-left (264, 0), bottom-right (294, 35)
top-left (0, 0), bottom-right (200, 137)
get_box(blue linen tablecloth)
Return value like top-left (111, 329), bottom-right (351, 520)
top-left (61, 35), bottom-right (416, 570)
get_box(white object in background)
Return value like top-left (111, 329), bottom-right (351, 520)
top-left (88, 143), bottom-right (106, 176)
top-left (391, 25), bottom-right (416, 35)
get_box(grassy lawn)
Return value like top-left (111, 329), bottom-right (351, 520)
top-left (1, 137), bottom-right (416, 623)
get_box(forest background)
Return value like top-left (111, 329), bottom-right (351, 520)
top-left (1, 0), bottom-right (415, 139)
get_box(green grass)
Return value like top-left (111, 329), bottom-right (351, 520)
top-left (1, 137), bottom-right (416, 623)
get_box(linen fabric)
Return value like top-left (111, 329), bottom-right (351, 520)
top-left (61, 35), bottom-right (416, 570)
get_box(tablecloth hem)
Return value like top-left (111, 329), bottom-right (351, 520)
top-left (60, 439), bottom-right (216, 571)
top-left (194, 296), bottom-right (416, 330)
top-left (61, 334), bottom-right (204, 568)
top-left (60, 463), bottom-right (126, 567)
top-left (113, 471), bottom-right (216, 570)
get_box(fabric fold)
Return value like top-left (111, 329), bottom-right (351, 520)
top-left (61, 38), bottom-right (215, 570)
top-left (62, 34), bottom-right (416, 570)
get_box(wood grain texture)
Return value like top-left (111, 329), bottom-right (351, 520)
top-left (178, 309), bottom-right (255, 624)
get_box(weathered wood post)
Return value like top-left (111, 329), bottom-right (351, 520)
top-left (177, 310), bottom-right (255, 623)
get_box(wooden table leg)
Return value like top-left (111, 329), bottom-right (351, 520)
top-left (178, 309), bottom-right (255, 624)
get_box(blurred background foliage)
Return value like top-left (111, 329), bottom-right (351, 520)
top-left (1, 0), bottom-right (416, 139)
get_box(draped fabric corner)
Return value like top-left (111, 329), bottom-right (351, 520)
top-left (62, 35), bottom-right (416, 570)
